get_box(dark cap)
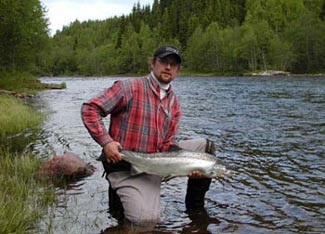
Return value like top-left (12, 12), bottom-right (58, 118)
top-left (154, 45), bottom-right (181, 64)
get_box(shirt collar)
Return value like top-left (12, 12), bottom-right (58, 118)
top-left (151, 71), bottom-right (170, 90)
top-left (149, 72), bottom-right (173, 95)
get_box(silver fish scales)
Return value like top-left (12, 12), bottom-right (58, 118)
top-left (118, 149), bottom-right (232, 178)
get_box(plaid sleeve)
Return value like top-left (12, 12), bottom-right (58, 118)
top-left (81, 81), bottom-right (126, 146)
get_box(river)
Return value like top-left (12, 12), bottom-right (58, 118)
top-left (34, 76), bottom-right (325, 234)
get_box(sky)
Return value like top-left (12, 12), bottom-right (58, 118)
top-left (40, 0), bottom-right (154, 35)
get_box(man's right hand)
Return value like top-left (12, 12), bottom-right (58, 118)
top-left (103, 141), bottom-right (123, 163)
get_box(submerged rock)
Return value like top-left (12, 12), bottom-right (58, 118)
top-left (38, 152), bottom-right (96, 180)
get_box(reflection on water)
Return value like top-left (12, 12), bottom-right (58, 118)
top-left (34, 76), bottom-right (325, 233)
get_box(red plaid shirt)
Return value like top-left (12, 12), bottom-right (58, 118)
top-left (81, 74), bottom-right (181, 153)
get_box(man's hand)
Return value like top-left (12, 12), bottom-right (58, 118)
top-left (188, 170), bottom-right (202, 178)
top-left (103, 141), bottom-right (122, 163)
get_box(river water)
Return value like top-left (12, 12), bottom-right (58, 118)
top-left (34, 76), bottom-right (324, 234)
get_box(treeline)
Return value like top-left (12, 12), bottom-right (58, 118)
top-left (1, 0), bottom-right (325, 76)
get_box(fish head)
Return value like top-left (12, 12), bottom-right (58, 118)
top-left (208, 163), bottom-right (234, 178)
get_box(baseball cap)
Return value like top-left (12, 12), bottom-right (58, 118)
top-left (154, 45), bottom-right (181, 64)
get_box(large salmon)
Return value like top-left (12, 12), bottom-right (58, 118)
top-left (98, 149), bottom-right (232, 178)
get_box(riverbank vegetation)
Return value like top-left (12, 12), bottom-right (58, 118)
top-left (0, 0), bottom-right (64, 93)
top-left (0, 1), bottom-right (62, 232)
top-left (0, 148), bottom-right (55, 234)
top-left (1, 0), bottom-right (325, 79)
top-left (41, 0), bottom-right (325, 76)
top-left (0, 94), bottom-right (55, 233)
top-left (0, 94), bottom-right (43, 136)
top-left (0, 72), bottom-right (66, 94)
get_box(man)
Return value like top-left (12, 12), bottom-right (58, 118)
top-left (81, 45), bottom-right (213, 225)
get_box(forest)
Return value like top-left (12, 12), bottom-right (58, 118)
top-left (1, 0), bottom-right (325, 76)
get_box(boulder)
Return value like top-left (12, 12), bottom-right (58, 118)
top-left (38, 152), bottom-right (96, 180)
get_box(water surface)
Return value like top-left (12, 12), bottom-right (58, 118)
top-left (35, 76), bottom-right (325, 233)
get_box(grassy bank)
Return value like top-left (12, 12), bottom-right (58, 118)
top-left (0, 94), bottom-right (43, 136)
top-left (0, 91), bottom-right (55, 233)
top-left (0, 149), bottom-right (55, 234)
top-left (0, 71), bottom-right (66, 94)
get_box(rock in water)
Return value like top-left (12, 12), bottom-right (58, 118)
top-left (38, 152), bottom-right (96, 180)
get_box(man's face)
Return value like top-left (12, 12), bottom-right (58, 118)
top-left (151, 55), bottom-right (181, 84)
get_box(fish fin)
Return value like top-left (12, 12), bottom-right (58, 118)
top-left (162, 175), bottom-right (177, 182)
top-left (130, 165), bottom-right (143, 176)
top-left (96, 154), bottom-right (112, 163)
top-left (96, 153), bottom-right (105, 161)
top-left (168, 145), bottom-right (183, 152)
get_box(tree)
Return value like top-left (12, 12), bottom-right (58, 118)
top-left (286, 11), bottom-right (325, 72)
top-left (0, 0), bottom-right (49, 72)
top-left (202, 23), bottom-right (224, 72)
top-left (184, 26), bottom-right (205, 71)
top-left (220, 26), bottom-right (245, 73)
top-left (43, 0), bottom-right (325, 75)
top-left (138, 23), bottom-right (157, 73)
top-left (268, 35), bottom-right (295, 71)
top-left (240, 19), bottom-right (274, 71)
top-left (117, 24), bottom-right (141, 74)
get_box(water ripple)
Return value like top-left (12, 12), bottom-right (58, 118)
top-left (34, 76), bottom-right (325, 234)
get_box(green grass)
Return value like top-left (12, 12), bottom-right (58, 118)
top-left (0, 94), bottom-right (44, 136)
top-left (0, 71), bottom-right (66, 94)
top-left (0, 93), bottom-right (55, 234)
top-left (0, 149), bottom-right (55, 234)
